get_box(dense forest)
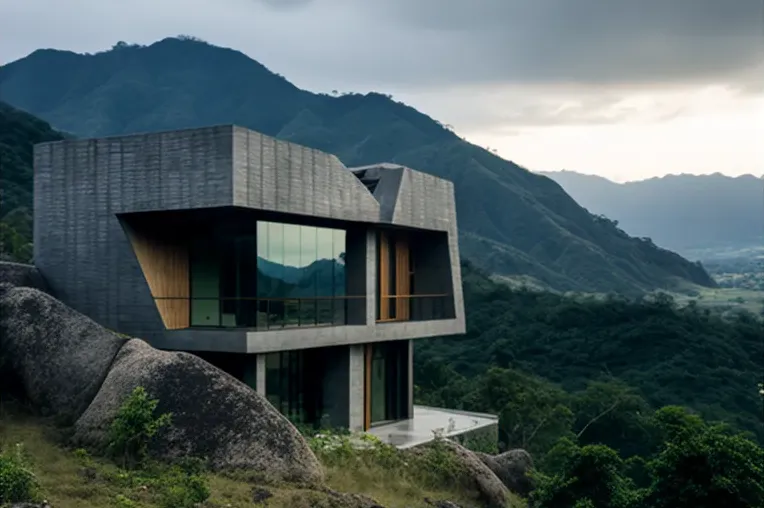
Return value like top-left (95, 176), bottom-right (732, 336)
top-left (0, 101), bottom-right (65, 262)
top-left (417, 261), bottom-right (763, 445)
top-left (0, 37), bottom-right (717, 294)
top-left (415, 261), bottom-right (764, 506)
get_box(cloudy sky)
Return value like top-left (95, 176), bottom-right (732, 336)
top-left (1, 0), bottom-right (763, 182)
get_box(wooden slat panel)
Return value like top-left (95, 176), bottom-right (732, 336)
top-left (125, 224), bottom-right (190, 329)
top-left (395, 238), bottom-right (410, 320)
top-left (379, 232), bottom-right (390, 320)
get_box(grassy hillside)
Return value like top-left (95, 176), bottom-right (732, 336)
top-left (540, 170), bottom-right (764, 256)
top-left (0, 37), bottom-right (716, 294)
top-left (0, 410), bottom-right (523, 508)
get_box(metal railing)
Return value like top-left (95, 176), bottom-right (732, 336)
top-left (376, 294), bottom-right (453, 323)
top-left (154, 293), bottom-right (453, 329)
top-left (154, 296), bottom-right (365, 330)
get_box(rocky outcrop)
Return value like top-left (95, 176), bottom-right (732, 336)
top-left (410, 440), bottom-right (511, 508)
top-left (74, 339), bottom-right (323, 483)
top-left (0, 275), bottom-right (324, 484)
top-left (477, 449), bottom-right (534, 497)
top-left (0, 261), bottom-right (48, 292)
top-left (0, 286), bottom-right (126, 423)
top-left (318, 487), bottom-right (385, 508)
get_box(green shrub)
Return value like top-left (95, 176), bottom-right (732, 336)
top-left (108, 386), bottom-right (172, 468)
top-left (155, 459), bottom-right (210, 508)
top-left (113, 493), bottom-right (137, 507)
top-left (410, 435), bottom-right (466, 489)
top-left (0, 443), bottom-right (38, 504)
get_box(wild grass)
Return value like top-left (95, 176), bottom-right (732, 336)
top-left (0, 413), bottom-right (523, 508)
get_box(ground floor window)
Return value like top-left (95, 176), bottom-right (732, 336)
top-left (264, 346), bottom-right (349, 428)
top-left (366, 341), bottom-right (409, 428)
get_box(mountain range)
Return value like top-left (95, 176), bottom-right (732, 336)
top-left (540, 170), bottom-right (763, 258)
top-left (0, 36), bottom-right (716, 293)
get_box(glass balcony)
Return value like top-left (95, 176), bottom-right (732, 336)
top-left (155, 296), bottom-right (364, 330)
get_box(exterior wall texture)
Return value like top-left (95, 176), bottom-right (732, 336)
top-left (34, 125), bottom-right (465, 353)
top-left (34, 126), bottom-right (235, 339)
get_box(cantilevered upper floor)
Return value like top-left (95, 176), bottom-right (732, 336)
top-left (33, 125), bottom-right (465, 353)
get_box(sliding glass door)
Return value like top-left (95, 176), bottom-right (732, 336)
top-left (366, 341), bottom-right (409, 428)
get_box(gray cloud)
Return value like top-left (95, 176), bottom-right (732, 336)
top-left (2, 0), bottom-right (761, 90)
top-left (339, 0), bottom-right (764, 90)
top-left (0, 0), bottom-right (761, 132)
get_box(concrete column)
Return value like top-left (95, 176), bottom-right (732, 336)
top-left (348, 344), bottom-right (366, 431)
top-left (256, 354), bottom-right (266, 396)
top-left (365, 230), bottom-right (377, 326)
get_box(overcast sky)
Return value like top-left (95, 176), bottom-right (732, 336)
top-left (1, 0), bottom-right (763, 181)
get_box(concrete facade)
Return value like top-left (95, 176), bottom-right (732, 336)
top-left (34, 125), bottom-right (466, 435)
top-left (34, 125), bottom-right (465, 352)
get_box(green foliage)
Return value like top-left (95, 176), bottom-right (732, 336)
top-left (644, 407), bottom-right (764, 508)
top-left (417, 262), bottom-right (764, 450)
top-left (0, 443), bottom-right (38, 504)
top-left (113, 493), bottom-right (137, 507)
top-left (107, 386), bottom-right (172, 468)
top-left (0, 101), bottom-right (64, 262)
top-left (530, 407), bottom-right (764, 508)
top-left (458, 430), bottom-right (500, 455)
top-left (531, 444), bottom-right (639, 508)
top-left (154, 459), bottom-right (211, 508)
top-left (305, 428), bottom-right (468, 492)
top-left (0, 39), bottom-right (718, 293)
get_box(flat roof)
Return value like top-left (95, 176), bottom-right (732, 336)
top-left (367, 405), bottom-right (498, 449)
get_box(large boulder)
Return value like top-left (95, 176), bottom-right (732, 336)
top-left (0, 286), bottom-right (126, 422)
top-left (409, 440), bottom-right (511, 508)
top-left (74, 339), bottom-right (323, 484)
top-left (0, 261), bottom-right (48, 292)
top-left (476, 449), bottom-right (534, 497)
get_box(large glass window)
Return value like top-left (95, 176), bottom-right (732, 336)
top-left (189, 219), bottom-right (347, 329)
top-left (256, 221), bottom-right (346, 329)
top-left (367, 341), bottom-right (409, 427)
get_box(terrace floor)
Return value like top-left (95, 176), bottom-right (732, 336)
top-left (367, 405), bottom-right (499, 449)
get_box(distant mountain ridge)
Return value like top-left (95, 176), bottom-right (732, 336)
top-left (540, 170), bottom-right (764, 257)
top-left (0, 37), bottom-right (716, 293)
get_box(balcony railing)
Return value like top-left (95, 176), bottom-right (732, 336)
top-left (154, 296), bottom-right (365, 330)
top-left (154, 293), bottom-right (453, 330)
top-left (376, 294), bottom-right (453, 323)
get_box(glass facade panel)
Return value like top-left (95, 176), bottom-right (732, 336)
top-left (333, 229), bottom-right (346, 326)
top-left (190, 239), bottom-right (220, 327)
top-left (369, 341), bottom-right (409, 426)
top-left (189, 218), bottom-right (348, 329)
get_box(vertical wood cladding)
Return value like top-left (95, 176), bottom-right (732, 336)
top-left (395, 237), bottom-right (410, 321)
top-left (122, 221), bottom-right (190, 329)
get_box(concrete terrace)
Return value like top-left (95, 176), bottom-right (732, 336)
top-left (367, 405), bottom-right (499, 449)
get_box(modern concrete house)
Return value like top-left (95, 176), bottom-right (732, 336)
top-left (33, 125), bottom-right (496, 445)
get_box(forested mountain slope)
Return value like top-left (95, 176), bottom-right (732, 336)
top-left (0, 37), bottom-right (716, 292)
top-left (541, 170), bottom-right (763, 256)
top-left (0, 101), bottom-right (65, 261)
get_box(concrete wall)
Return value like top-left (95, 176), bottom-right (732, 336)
top-left (232, 128), bottom-right (380, 222)
top-left (348, 344), bottom-right (365, 431)
top-left (34, 125), bottom-right (465, 352)
top-left (34, 126), bottom-right (235, 338)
